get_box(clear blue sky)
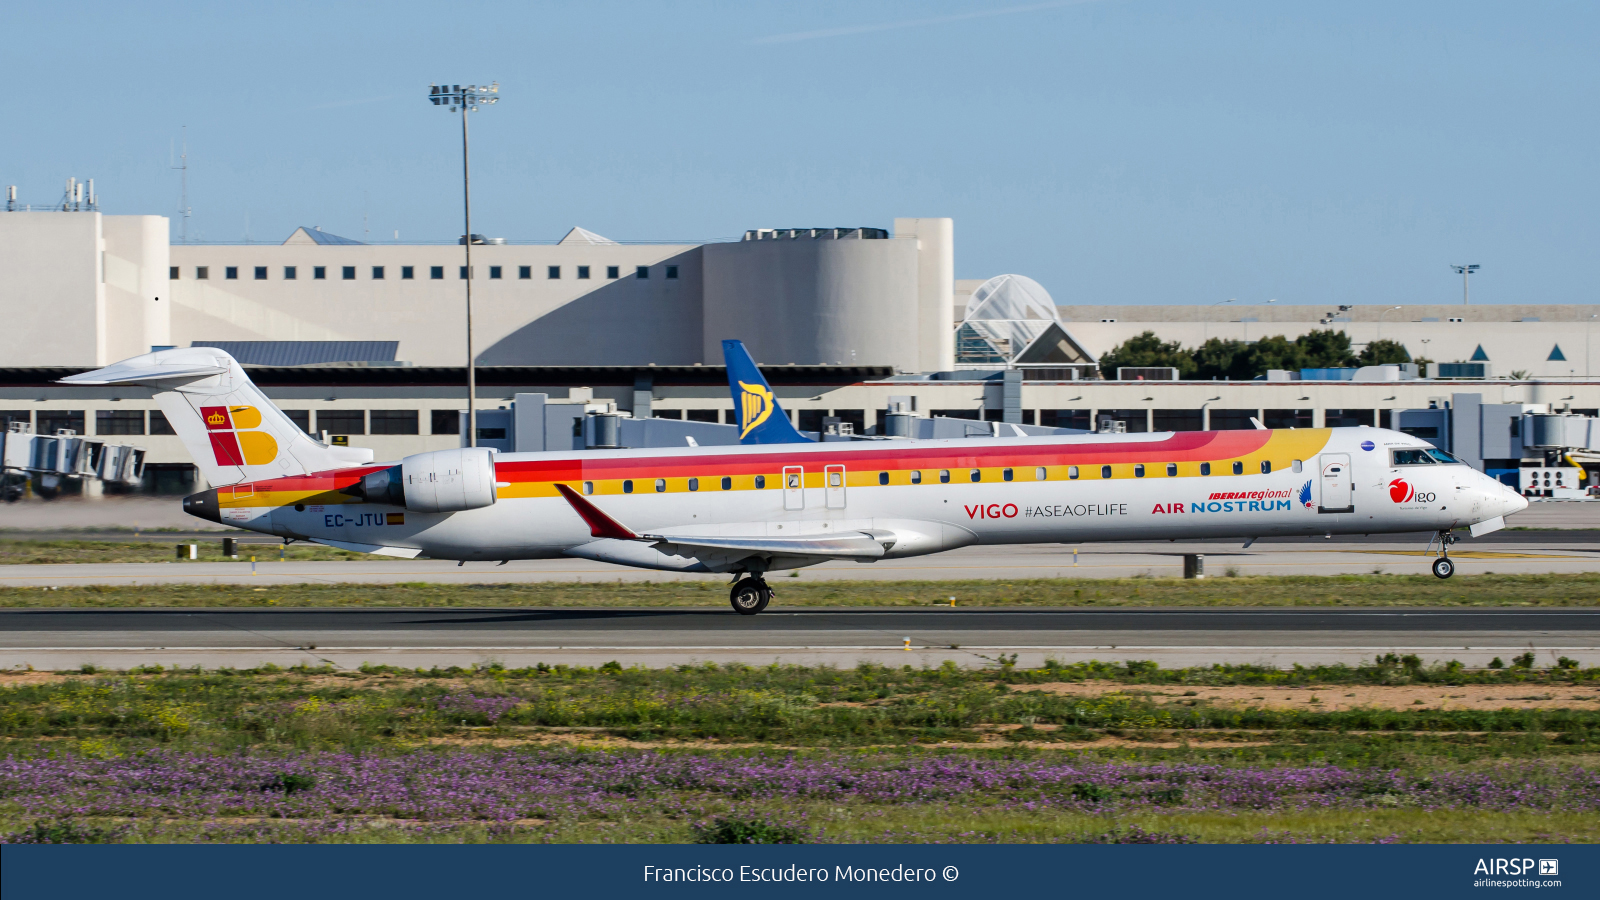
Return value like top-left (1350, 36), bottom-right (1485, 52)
top-left (6, 1), bottom-right (1595, 307)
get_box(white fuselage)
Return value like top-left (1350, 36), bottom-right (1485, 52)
top-left (207, 427), bottom-right (1526, 573)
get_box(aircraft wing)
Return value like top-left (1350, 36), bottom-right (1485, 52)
top-left (640, 531), bottom-right (891, 560)
top-left (553, 483), bottom-right (890, 560)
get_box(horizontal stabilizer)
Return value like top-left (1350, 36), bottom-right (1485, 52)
top-left (60, 358), bottom-right (228, 386)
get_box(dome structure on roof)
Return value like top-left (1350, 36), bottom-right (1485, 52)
top-left (955, 274), bottom-right (1096, 372)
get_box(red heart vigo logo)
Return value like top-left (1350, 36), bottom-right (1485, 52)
top-left (1388, 478), bottom-right (1413, 503)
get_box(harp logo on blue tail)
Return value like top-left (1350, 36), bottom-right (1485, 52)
top-left (1298, 479), bottom-right (1314, 508)
top-left (737, 381), bottom-right (775, 438)
top-left (721, 339), bottom-right (813, 444)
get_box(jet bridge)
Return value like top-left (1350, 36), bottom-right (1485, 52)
top-left (1396, 393), bottom-right (1600, 499)
top-left (0, 421), bottom-right (146, 501)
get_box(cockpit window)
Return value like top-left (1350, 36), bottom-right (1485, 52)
top-left (1426, 448), bottom-right (1465, 465)
top-left (1391, 448), bottom-right (1436, 466)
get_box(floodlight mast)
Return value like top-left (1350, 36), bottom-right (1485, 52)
top-left (1450, 264), bottom-right (1480, 306)
top-left (429, 82), bottom-right (500, 448)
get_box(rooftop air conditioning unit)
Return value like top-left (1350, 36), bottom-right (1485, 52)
top-left (1116, 367), bottom-right (1179, 381)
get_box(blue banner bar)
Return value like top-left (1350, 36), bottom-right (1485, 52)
top-left (3, 845), bottom-right (1593, 899)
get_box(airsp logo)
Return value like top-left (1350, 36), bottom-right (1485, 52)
top-left (1473, 858), bottom-right (1551, 876)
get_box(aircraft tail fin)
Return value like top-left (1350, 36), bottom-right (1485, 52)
top-left (60, 347), bottom-right (373, 486)
top-left (721, 339), bottom-right (813, 444)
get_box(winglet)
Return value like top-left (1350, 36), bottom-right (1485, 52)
top-left (721, 339), bottom-right (813, 444)
top-left (553, 483), bottom-right (641, 540)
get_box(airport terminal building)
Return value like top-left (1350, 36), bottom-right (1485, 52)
top-left (4, 202), bottom-right (1600, 493)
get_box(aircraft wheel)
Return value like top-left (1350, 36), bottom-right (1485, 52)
top-left (1431, 557), bottom-right (1454, 579)
top-left (730, 577), bottom-right (770, 615)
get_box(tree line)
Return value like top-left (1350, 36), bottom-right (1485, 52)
top-left (1097, 329), bottom-right (1413, 380)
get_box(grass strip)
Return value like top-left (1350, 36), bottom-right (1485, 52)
top-left (5, 572), bottom-right (1600, 607)
top-left (4, 659), bottom-right (1594, 763)
top-left (0, 540), bottom-right (375, 565)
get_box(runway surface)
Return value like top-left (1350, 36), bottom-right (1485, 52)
top-left (5, 607), bottom-right (1595, 671)
top-left (4, 535), bottom-right (1600, 587)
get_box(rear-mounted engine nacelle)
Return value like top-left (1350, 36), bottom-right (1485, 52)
top-left (393, 447), bottom-right (498, 513)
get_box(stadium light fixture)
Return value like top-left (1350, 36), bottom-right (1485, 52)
top-left (428, 82), bottom-right (500, 447)
top-left (1450, 264), bottom-right (1480, 306)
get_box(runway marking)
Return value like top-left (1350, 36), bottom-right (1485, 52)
top-left (10, 645), bottom-right (1597, 652)
top-left (1339, 550), bottom-right (1579, 560)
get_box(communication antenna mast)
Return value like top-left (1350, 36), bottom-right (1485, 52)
top-left (171, 127), bottom-right (191, 242)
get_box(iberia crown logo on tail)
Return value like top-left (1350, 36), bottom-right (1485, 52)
top-left (738, 381), bottom-right (774, 439)
top-left (199, 405), bottom-right (278, 467)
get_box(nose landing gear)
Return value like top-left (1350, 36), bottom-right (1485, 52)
top-left (729, 576), bottom-right (772, 615)
top-left (1430, 530), bottom-right (1456, 579)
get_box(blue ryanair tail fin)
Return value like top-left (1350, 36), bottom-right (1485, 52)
top-left (722, 339), bottom-right (813, 444)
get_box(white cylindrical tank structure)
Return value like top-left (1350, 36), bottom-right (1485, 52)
top-left (702, 232), bottom-right (921, 371)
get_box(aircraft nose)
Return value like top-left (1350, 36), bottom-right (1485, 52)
top-left (1506, 487), bottom-right (1530, 515)
top-left (1484, 476), bottom-right (1528, 517)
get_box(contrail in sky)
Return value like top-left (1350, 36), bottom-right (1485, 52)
top-left (751, 0), bottom-right (1105, 45)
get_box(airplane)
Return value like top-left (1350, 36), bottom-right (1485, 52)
top-left (61, 346), bottom-right (1528, 614)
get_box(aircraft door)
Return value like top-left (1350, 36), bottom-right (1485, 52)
top-left (782, 466), bottom-right (804, 510)
top-left (825, 464), bottom-right (846, 509)
top-left (1318, 453), bottom-right (1354, 514)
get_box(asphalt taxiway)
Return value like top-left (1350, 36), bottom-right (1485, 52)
top-left (2, 532), bottom-right (1600, 588)
top-left (3, 607), bottom-right (1594, 671)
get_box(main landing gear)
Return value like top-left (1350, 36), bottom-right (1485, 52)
top-left (1430, 530), bottom-right (1456, 579)
top-left (729, 576), bottom-right (772, 615)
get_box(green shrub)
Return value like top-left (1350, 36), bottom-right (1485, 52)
top-left (1071, 783), bottom-right (1114, 802)
top-left (261, 773), bottom-right (317, 794)
top-left (691, 816), bottom-right (811, 844)
top-left (4, 820), bottom-right (124, 844)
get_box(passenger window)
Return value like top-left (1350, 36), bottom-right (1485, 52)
top-left (688, 478), bottom-right (699, 492)
top-left (878, 472), bottom-right (889, 485)
top-left (1292, 459), bottom-right (1303, 473)
top-left (655, 479), bottom-right (666, 492)
top-left (1166, 463), bottom-right (1177, 477)
top-left (1003, 468), bottom-right (1013, 481)
top-left (721, 476), bottom-right (732, 490)
top-left (1035, 467), bottom-right (1046, 480)
top-left (1260, 460), bottom-right (1272, 474)
top-left (1068, 466), bottom-right (1079, 480)
top-left (970, 469), bottom-right (981, 482)
top-left (1100, 465), bottom-right (1112, 479)
top-left (1392, 449), bottom-right (1437, 466)
top-left (755, 475), bottom-right (766, 489)
top-left (911, 470), bottom-right (922, 484)
top-left (623, 480), bottom-right (633, 493)
top-left (1200, 463), bottom-right (1211, 476)
top-left (939, 470), bottom-right (950, 483)
top-left (1134, 464), bottom-right (1145, 478)
top-left (582, 481), bottom-right (593, 495)
top-left (787, 473), bottom-right (801, 488)
top-left (1232, 461), bottom-right (1244, 475)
